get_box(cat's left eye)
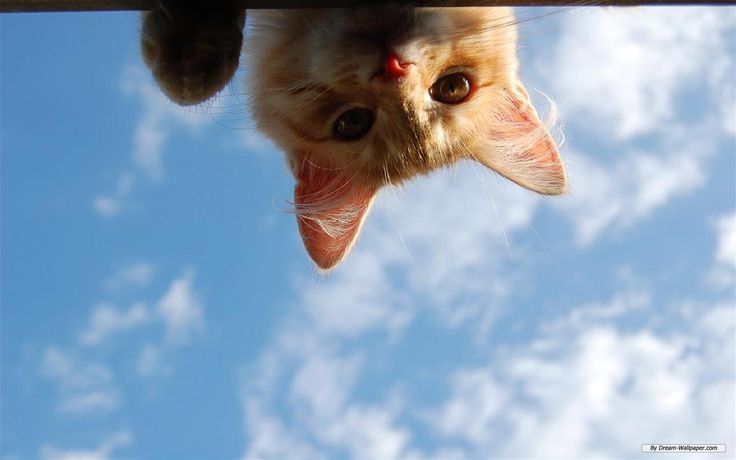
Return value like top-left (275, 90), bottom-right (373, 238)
top-left (430, 73), bottom-right (472, 104)
top-left (333, 108), bottom-right (375, 141)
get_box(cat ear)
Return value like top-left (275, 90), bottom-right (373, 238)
top-left (472, 85), bottom-right (566, 195)
top-left (293, 158), bottom-right (376, 270)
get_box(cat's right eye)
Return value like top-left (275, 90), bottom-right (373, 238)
top-left (430, 73), bottom-right (472, 104)
top-left (333, 108), bottom-right (375, 141)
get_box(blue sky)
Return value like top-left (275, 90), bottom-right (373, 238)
top-left (1, 6), bottom-right (735, 460)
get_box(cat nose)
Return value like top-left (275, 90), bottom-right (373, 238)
top-left (383, 54), bottom-right (410, 79)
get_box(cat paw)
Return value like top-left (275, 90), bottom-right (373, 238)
top-left (141, 4), bottom-right (246, 106)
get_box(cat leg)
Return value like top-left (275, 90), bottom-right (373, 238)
top-left (141, 3), bottom-right (246, 106)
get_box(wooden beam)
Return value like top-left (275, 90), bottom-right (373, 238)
top-left (1, 0), bottom-right (734, 12)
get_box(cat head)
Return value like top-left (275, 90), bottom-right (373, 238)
top-left (246, 7), bottom-right (566, 270)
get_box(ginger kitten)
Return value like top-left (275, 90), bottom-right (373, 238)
top-left (142, 6), bottom-right (566, 270)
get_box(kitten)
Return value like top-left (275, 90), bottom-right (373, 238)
top-left (143, 6), bottom-right (566, 270)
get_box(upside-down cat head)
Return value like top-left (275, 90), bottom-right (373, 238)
top-left (246, 7), bottom-right (566, 270)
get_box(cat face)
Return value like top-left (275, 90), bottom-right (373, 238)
top-left (247, 7), bottom-right (566, 270)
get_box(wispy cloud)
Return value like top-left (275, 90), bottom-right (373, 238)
top-left (79, 302), bottom-right (150, 346)
top-left (426, 292), bottom-right (735, 458)
top-left (40, 265), bottom-right (206, 428)
top-left (546, 7), bottom-right (734, 140)
top-left (242, 399), bottom-right (321, 460)
top-left (135, 343), bottom-right (170, 378)
top-left (559, 135), bottom-right (710, 245)
top-left (241, 330), bottom-right (411, 459)
top-left (156, 268), bottom-right (204, 345)
top-left (710, 211), bottom-right (736, 289)
top-left (416, 223), bottom-right (735, 458)
top-left (535, 7), bottom-right (736, 246)
top-left (709, 47), bottom-right (736, 137)
top-left (39, 347), bottom-right (121, 415)
top-left (91, 65), bottom-right (213, 218)
top-left (78, 266), bottom-right (203, 350)
top-left (714, 212), bottom-right (736, 268)
top-left (430, 366), bottom-right (511, 445)
top-left (244, 277), bottom-right (733, 459)
top-left (92, 173), bottom-right (136, 218)
top-left (120, 66), bottom-right (209, 182)
top-left (40, 430), bottom-right (131, 460)
top-left (103, 262), bottom-right (155, 291)
top-left (494, 195), bottom-right (728, 456)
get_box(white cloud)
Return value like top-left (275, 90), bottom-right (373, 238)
top-left (92, 196), bottom-right (121, 218)
top-left (57, 391), bottom-right (121, 415)
top-left (84, 264), bottom-right (206, 353)
top-left (91, 65), bottom-right (214, 218)
top-left (39, 264), bottom-right (207, 428)
top-left (324, 404), bottom-right (410, 459)
top-left (242, 399), bottom-right (320, 460)
top-left (92, 173), bottom-right (135, 218)
top-left (156, 268), bottom-right (204, 345)
top-left (710, 211), bottom-right (736, 288)
top-left (714, 212), bottom-right (736, 268)
top-left (133, 110), bottom-right (167, 181)
top-left (242, 332), bottom-right (411, 459)
top-left (283, 347), bottom-right (410, 458)
top-left (39, 347), bottom-right (121, 415)
top-left (544, 290), bottom-right (650, 333)
top-left (296, 248), bottom-right (413, 341)
top-left (79, 302), bottom-right (150, 346)
top-left (40, 430), bottom-right (131, 460)
top-left (135, 343), bottom-right (170, 378)
top-left (532, 8), bottom-right (735, 245)
top-left (427, 295), bottom-right (735, 459)
top-left (432, 367), bottom-right (511, 445)
top-left (40, 346), bottom-right (74, 377)
top-left (288, 347), bottom-right (363, 420)
top-left (547, 7), bottom-right (735, 140)
top-left (559, 134), bottom-right (710, 245)
top-left (120, 66), bottom-right (209, 182)
top-left (244, 283), bottom-right (734, 459)
top-left (104, 262), bottom-right (155, 291)
top-left (706, 22), bottom-right (736, 137)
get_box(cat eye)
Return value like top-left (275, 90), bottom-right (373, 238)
top-left (333, 108), bottom-right (375, 141)
top-left (430, 73), bottom-right (472, 104)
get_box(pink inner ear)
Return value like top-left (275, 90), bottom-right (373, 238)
top-left (474, 88), bottom-right (566, 195)
top-left (294, 160), bottom-right (376, 270)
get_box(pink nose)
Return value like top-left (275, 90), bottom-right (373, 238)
top-left (384, 54), bottom-right (409, 79)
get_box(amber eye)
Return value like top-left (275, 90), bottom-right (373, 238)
top-left (430, 73), bottom-right (472, 104)
top-left (333, 108), bottom-right (375, 141)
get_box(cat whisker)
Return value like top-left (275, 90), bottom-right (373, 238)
top-left (468, 159), bottom-right (514, 258)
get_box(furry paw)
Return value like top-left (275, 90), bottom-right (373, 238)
top-left (141, 4), bottom-right (246, 106)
